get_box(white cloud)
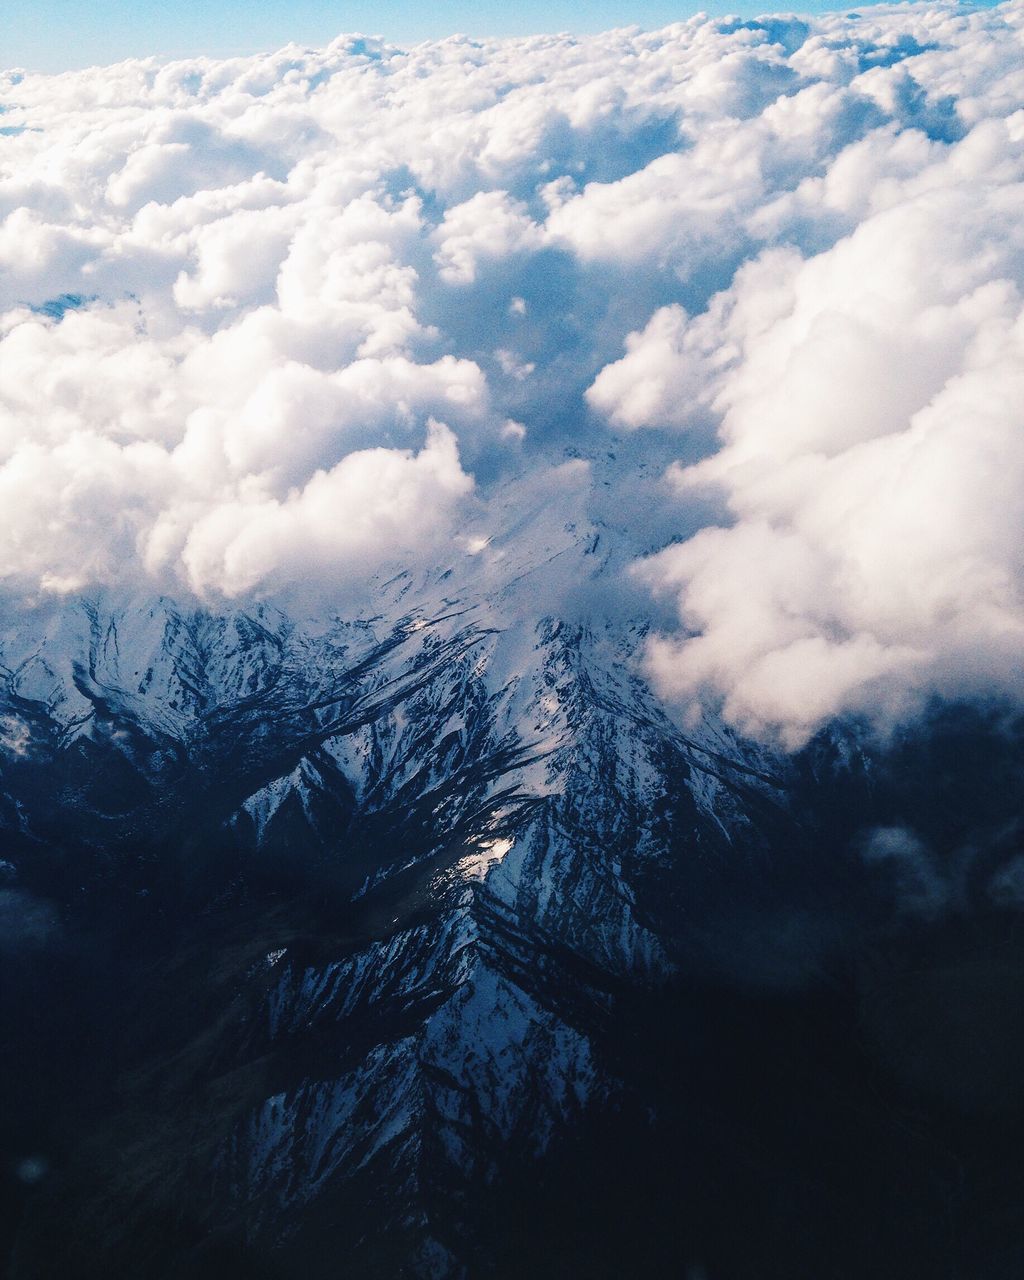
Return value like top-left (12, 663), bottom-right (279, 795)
top-left (637, 173), bottom-right (1024, 745)
top-left (433, 190), bottom-right (543, 284)
top-left (177, 419), bottom-right (473, 597)
top-left (0, 3), bottom-right (1021, 743)
top-left (585, 303), bottom-right (728, 430)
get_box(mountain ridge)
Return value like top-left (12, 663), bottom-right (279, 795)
top-left (3, 487), bottom-right (1024, 1277)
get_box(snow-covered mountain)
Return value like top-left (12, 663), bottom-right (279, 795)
top-left (3, 478), bottom-right (1024, 1279)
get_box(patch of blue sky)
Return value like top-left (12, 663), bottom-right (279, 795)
top-left (0, 0), bottom-right (999, 73)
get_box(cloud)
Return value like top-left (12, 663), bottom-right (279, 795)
top-left (860, 826), bottom-right (951, 920)
top-left (433, 191), bottom-right (543, 285)
top-left (176, 419), bottom-right (473, 597)
top-left (636, 173), bottom-right (1024, 746)
top-left (0, 4), bottom-right (1021, 744)
top-left (585, 302), bottom-right (728, 431)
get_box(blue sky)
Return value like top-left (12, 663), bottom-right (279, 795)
top-left (4, 0), bottom-right (884, 72)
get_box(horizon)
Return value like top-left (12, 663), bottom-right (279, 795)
top-left (0, 0), bottom-right (997, 73)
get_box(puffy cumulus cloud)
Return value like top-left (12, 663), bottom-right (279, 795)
top-left (433, 191), bottom-right (543, 285)
top-left (636, 165), bottom-right (1024, 746)
top-left (0, 4), bottom-right (1022, 748)
top-left (176, 420), bottom-right (473, 597)
top-left (585, 302), bottom-right (729, 430)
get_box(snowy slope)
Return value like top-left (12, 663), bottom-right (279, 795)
top-left (0, 474), bottom-right (823, 1276)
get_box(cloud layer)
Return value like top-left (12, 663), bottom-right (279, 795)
top-left (0, 3), bottom-right (1022, 742)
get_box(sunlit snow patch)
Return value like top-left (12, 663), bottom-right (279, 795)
top-left (456, 837), bottom-right (513, 882)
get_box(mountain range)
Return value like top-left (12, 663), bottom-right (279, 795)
top-left (2, 476), bottom-right (1023, 1278)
